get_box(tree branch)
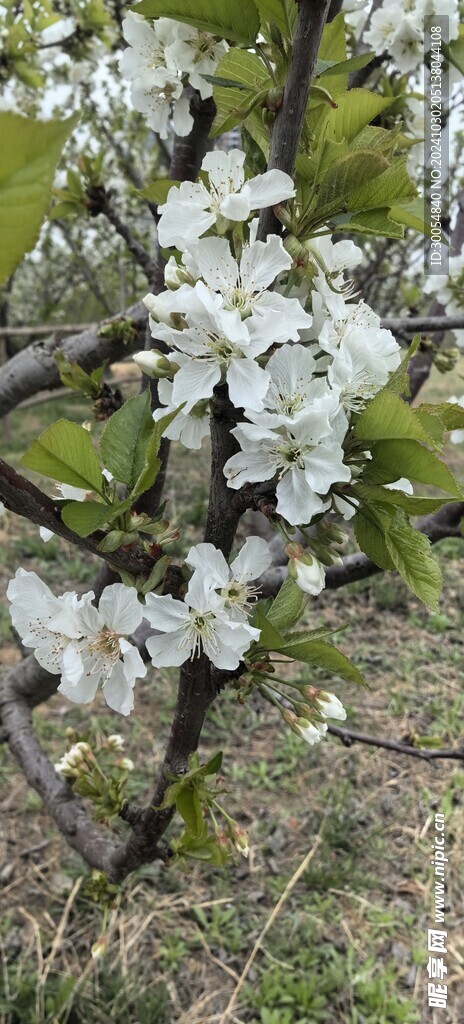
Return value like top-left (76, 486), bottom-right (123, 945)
top-left (0, 302), bottom-right (148, 417)
top-left (381, 315), bottom-right (464, 334)
top-left (0, 457), bottom-right (157, 578)
top-left (257, 0), bottom-right (332, 240)
top-left (87, 186), bottom-right (156, 282)
top-left (327, 723), bottom-right (464, 763)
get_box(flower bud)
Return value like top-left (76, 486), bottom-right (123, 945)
top-left (286, 549), bottom-right (326, 596)
top-left (232, 824), bottom-right (249, 858)
top-left (164, 257), bottom-right (194, 290)
top-left (91, 934), bottom-right (108, 959)
top-left (119, 757), bottom-right (135, 772)
top-left (143, 292), bottom-right (185, 328)
top-left (316, 691), bottom-right (347, 721)
top-left (132, 350), bottom-right (178, 379)
top-left (107, 734), bottom-right (125, 751)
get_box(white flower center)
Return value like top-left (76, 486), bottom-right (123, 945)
top-left (339, 371), bottom-right (379, 412)
top-left (268, 378), bottom-right (309, 417)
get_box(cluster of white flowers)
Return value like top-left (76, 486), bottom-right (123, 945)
top-left (135, 149), bottom-right (401, 528)
top-left (144, 536), bottom-right (271, 670)
top-left (424, 245), bottom-right (464, 347)
top-left (7, 571), bottom-right (147, 716)
top-left (344, 0), bottom-right (459, 73)
top-left (279, 688), bottom-right (347, 746)
top-left (7, 538), bottom-right (270, 705)
top-left (119, 12), bottom-right (228, 138)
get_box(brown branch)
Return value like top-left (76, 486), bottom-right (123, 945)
top-left (0, 302), bottom-right (147, 417)
top-left (382, 315), bottom-right (464, 334)
top-left (257, 0), bottom-right (332, 240)
top-left (327, 723), bottom-right (464, 763)
top-left (87, 186), bottom-right (156, 282)
top-left (0, 457), bottom-right (157, 578)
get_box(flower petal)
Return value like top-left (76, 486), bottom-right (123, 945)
top-left (99, 584), bottom-right (143, 635)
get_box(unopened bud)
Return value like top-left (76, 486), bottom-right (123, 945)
top-left (286, 548), bottom-right (326, 596)
top-left (107, 734), bottom-right (125, 752)
top-left (91, 935), bottom-right (108, 959)
top-left (119, 757), bottom-right (134, 772)
top-left (132, 350), bottom-right (178, 378)
top-left (315, 690), bottom-right (347, 721)
top-left (232, 825), bottom-right (249, 858)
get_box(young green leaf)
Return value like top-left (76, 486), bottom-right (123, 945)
top-left (267, 577), bottom-right (304, 632)
top-left (99, 390), bottom-right (154, 489)
top-left (210, 49), bottom-right (270, 137)
top-left (363, 439), bottom-right (462, 495)
top-left (0, 111), bottom-right (78, 285)
top-left (61, 498), bottom-right (132, 537)
top-left (137, 179), bottom-right (181, 204)
top-left (131, 0), bottom-right (260, 45)
top-left (21, 420), bottom-right (103, 494)
top-left (176, 786), bottom-right (204, 838)
top-left (279, 638), bottom-right (364, 686)
top-left (384, 511), bottom-right (443, 611)
top-left (354, 392), bottom-right (437, 446)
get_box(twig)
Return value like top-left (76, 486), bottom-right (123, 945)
top-left (257, 0), bottom-right (332, 240)
top-left (87, 186), bottom-right (156, 282)
top-left (327, 723), bottom-right (464, 763)
top-left (0, 323), bottom-right (94, 338)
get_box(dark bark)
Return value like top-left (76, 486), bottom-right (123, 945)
top-left (257, 0), bottom-right (332, 240)
top-left (328, 723), bottom-right (464, 763)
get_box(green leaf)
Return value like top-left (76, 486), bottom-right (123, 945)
top-left (21, 419), bottom-right (103, 494)
top-left (354, 503), bottom-right (395, 570)
top-left (384, 511), bottom-right (443, 611)
top-left (389, 197), bottom-right (432, 238)
top-left (356, 487), bottom-right (458, 517)
top-left (61, 498), bottom-right (132, 537)
top-left (340, 208), bottom-right (405, 238)
top-left (346, 156), bottom-right (416, 213)
top-left (176, 786), bottom-right (204, 838)
top-left (382, 335), bottom-right (420, 397)
top-left (279, 638), bottom-right (364, 686)
top-left (0, 112), bottom-right (78, 285)
top-left (328, 90), bottom-right (394, 143)
top-left (254, 0), bottom-right (295, 37)
top-left (203, 751), bottom-right (223, 776)
top-left (316, 52), bottom-right (374, 79)
top-left (363, 439), bottom-right (462, 495)
top-left (210, 49), bottom-right (270, 137)
top-left (138, 179), bottom-right (180, 204)
top-left (267, 577), bottom-right (304, 632)
top-left (131, 0), bottom-right (260, 44)
top-left (253, 602), bottom-right (286, 650)
top-left (131, 407), bottom-right (180, 499)
top-left (354, 392), bottom-right (436, 446)
top-left (316, 150), bottom-right (389, 216)
top-left (99, 390), bottom-right (154, 490)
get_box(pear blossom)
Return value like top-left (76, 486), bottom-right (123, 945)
top-left (7, 569), bottom-right (87, 673)
top-left (157, 149), bottom-right (295, 248)
top-left (225, 406), bottom-right (351, 527)
top-left (7, 571), bottom-right (146, 716)
top-left (58, 584), bottom-right (146, 716)
top-left (153, 377), bottom-right (210, 450)
top-left (296, 718), bottom-right (328, 746)
top-left (152, 287), bottom-right (272, 411)
top-left (328, 327), bottom-right (401, 411)
top-left (54, 742), bottom-right (93, 778)
top-left (165, 29), bottom-right (228, 97)
top-left (144, 572), bottom-right (259, 670)
top-left (186, 537), bottom-right (272, 620)
top-left (119, 13), bottom-right (228, 137)
top-left (182, 236), bottom-right (313, 344)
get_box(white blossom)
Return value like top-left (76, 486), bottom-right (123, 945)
top-left (58, 584), bottom-right (146, 716)
top-left (157, 149), bottom-right (295, 248)
top-left (328, 327), bottom-right (401, 411)
top-left (186, 537), bottom-right (272, 620)
top-left (182, 236), bottom-right (312, 344)
top-left (225, 407), bottom-right (351, 527)
top-left (144, 572), bottom-right (259, 670)
top-left (7, 571), bottom-right (146, 716)
top-left (291, 554), bottom-right (326, 596)
top-left (316, 691), bottom-right (347, 721)
top-left (153, 377), bottom-right (210, 449)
